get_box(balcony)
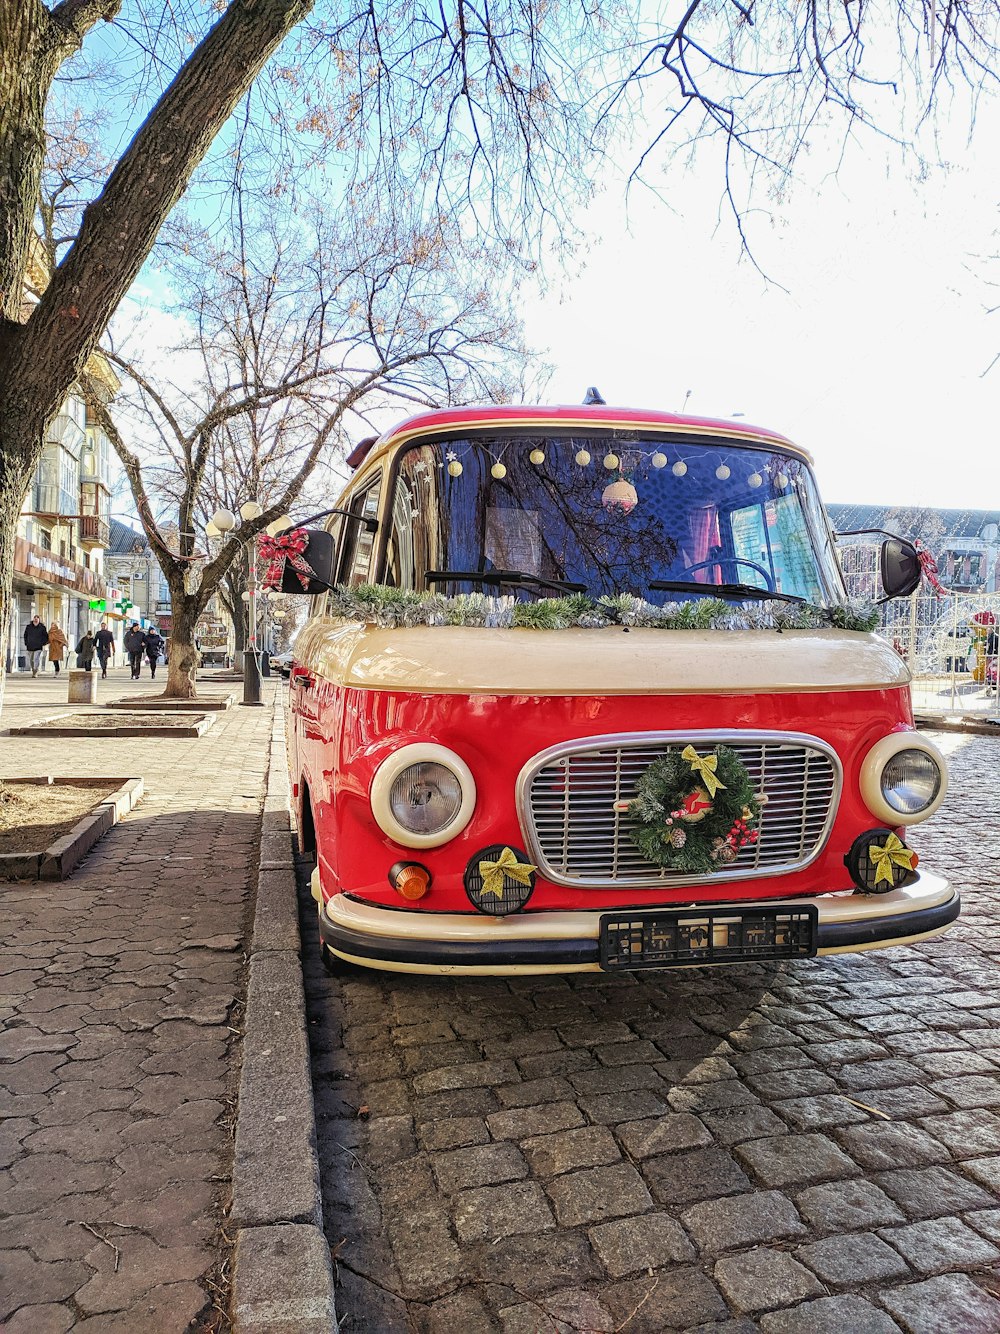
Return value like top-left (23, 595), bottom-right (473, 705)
top-left (155, 599), bottom-right (173, 613)
top-left (79, 514), bottom-right (110, 548)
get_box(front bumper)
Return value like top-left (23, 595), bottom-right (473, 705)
top-left (317, 871), bottom-right (960, 975)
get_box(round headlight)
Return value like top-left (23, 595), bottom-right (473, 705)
top-left (880, 748), bottom-right (943, 816)
top-left (390, 762), bottom-right (462, 835)
top-left (860, 733), bottom-right (947, 826)
top-left (370, 744), bottom-right (477, 848)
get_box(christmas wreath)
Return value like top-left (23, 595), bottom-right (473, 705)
top-left (627, 744), bottom-right (765, 874)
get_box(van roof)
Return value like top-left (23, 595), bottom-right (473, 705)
top-left (356, 403), bottom-right (810, 473)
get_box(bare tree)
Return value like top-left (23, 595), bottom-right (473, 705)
top-left (95, 199), bottom-right (526, 697)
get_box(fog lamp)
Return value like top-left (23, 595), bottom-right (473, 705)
top-left (845, 828), bottom-right (919, 895)
top-left (464, 844), bottom-right (537, 916)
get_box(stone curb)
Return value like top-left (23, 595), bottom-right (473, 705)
top-left (106, 693), bottom-right (235, 710)
top-left (231, 692), bottom-right (338, 1332)
top-left (8, 713), bottom-right (215, 738)
top-left (915, 712), bottom-right (1000, 737)
top-left (0, 776), bottom-right (144, 881)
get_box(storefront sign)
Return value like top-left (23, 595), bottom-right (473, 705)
top-left (14, 537), bottom-right (105, 597)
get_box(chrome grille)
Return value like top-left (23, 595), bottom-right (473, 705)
top-left (520, 731), bottom-right (840, 888)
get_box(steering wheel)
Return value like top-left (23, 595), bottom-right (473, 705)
top-left (683, 556), bottom-right (775, 592)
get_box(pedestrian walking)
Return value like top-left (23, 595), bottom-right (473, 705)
top-left (144, 627), bottom-right (165, 680)
top-left (94, 620), bottom-right (116, 679)
top-left (23, 615), bottom-right (49, 676)
top-left (47, 622), bottom-right (68, 674)
top-left (124, 622), bottom-right (146, 680)
top-left (75, 628), bottom-right (96, 671)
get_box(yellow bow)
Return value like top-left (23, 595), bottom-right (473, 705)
top-left (681, 745), bottom-right (726, 799)
top-left (869, 833), bottom-right (916, 887)
top-left (479, 847), bottom-right (536, 899)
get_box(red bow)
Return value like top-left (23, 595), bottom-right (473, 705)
top-left (914, 540), bottom-right (948, 598)
top-left (258, 528), bottom-right (312, 590)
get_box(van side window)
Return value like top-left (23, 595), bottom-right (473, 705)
top-left (385, 446), bottom-right (439, 591)
top-left (339, 476), bottom-right (383, 587)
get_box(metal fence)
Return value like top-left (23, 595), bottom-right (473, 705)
top-left (841, 546), bottom-right (1000, 719)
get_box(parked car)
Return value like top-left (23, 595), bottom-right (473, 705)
top-left (271, 650), bottom-right (294, 677)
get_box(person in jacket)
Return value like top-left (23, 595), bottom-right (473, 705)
top-left (144, 627), bottom-right (165, 680)
top-left (94, 620), bottom-right (116, 680)
top-left (23, 615), bottom-right (49, 676)
top-left (76, 628), bottom-right (96, 671)
top-left (47, 622), bottom-right (68, 674)
top-left (124, 623), bottom-right (146, 680)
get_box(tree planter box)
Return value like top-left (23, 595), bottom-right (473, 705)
top-left (106, 694), bottom-right (234, 712)
top-left (0, 777), bottom-right (144, 881)
top-left (8, 713), bottom-right (215, 738)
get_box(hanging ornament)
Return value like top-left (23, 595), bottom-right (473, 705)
top-left (575, 449), bottom-right (592, 467)
top-left (716, 463), bottom-right (731, 481)
top-left (651, 452), bottom-right (668, 470)
top-left (447, 460), bottom-right (463, 477)
top-left (672, 460), bottom-right (688, 477)
top-left (529, 448), bottom-right (546, 465)
top-left (748, 471), bottom-right (763, 488)
top-left (491, 462), bottom-right (507, 480)
top-left (602, 479), bottom-right (638, 514)
top-left (603, 453), bottom-right (620, 471)
top-left (775, 471), bottom-right (789, 490)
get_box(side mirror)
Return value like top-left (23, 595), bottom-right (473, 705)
top-left (880, 537), bottom-right (921, 601)
top-left (279, 529), bottom-right (337, 594)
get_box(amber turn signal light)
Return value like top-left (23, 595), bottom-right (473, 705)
top-left (389, 861), bottom-right (432, 901)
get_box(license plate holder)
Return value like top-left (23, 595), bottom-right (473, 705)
top-left (599, 905), bottom-right (818, 971)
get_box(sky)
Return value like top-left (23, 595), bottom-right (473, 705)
top-left (519, 120), bottom-right (999, 512)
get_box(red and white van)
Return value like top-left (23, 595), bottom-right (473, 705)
top-left (278, 403), bottom-right (954, 975)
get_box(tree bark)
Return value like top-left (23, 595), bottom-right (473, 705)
top-left (0, 444), bottom-right (36, 722)
top-left (164, 590), bottom-right (201, 699)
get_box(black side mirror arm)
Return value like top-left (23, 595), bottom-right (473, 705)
top-left (276, 506), bottom-right (378, 535)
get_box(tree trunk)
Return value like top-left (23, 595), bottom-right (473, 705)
top-left (164, 596), bottom-right (201, 699)
top-left (0, 446), bottom-right (35, 724)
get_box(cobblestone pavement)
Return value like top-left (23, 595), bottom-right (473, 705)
top-left (303, 730), bottom-right (1000, 1333)
top-left (0, 669), bottom-right (274, 1332)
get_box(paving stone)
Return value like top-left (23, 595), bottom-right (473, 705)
top-left (773, 1094), bottom-right (871, 1130)
top-left (546, 1162), bottom-right (653, 1226)
top-left (522, 1126), bottom-right (622, 1178)
top-left (874, 1165), bottom-right (996, 1219)
top-left (713, 1247), bottom-right (824, 1312)
top-left (794, 1179), bottom-right (906, 1233)
top-left (758, 1295), bottom-right (901, 1333)
top-left (834, 1122), bottom-right (948, 1170)
top-left (964, 1208), bottom-right (1000, 1242)
top-left (431, 1143), bottom-right (528, 1193)
top-left (668, 1080), bottom-right (759, 1114)
top-left (613, 1113), bottom-right (711, 1158)
top-left (496, 1077), bottom-right (575, 1108)
top-left (412, 1059), bottom-right (519, 1095)
top-left (961, 1156), bottom-right (1000, 1191)
top-left (576, 1089), bottom-right (670, 1123)
top-left (795, 1230), bottom-right (911, 1286)
top-left (880, 1274), bottom-right (1000, 1333)
top-left (918, 1109), bottom-right (1000, 1156)
top-left (486, 1231), bottom-right (600, 1296)
top-left (453, 1179), bottom-right (556, 1242)
top-left (735, 1133), bottom-right (857, 1187)
top-left (499, 1287), bottom-right (613, 1333)
top-left (836, 1059), bottom-right (925, 1090)
top-left (927, 1075), bottom-right (1000, 1108)
top-left (486, 1101), bottom-right (584, 1141)
top-left (602, 1268), bottom-right (728, 1331)
top-left (878, 1215), bottom-right (1000, 1273)
top-left (645, 1145), bottom-right (752, 1205)
top-left (841, 1085), bottom-right (949, 1119)
top-left (588, 1212), bottom-right (696, 1276)
top-left (681, 1190), bottom-right (806, 1253)
top-left (2, 1303), bottom-right (77, 1334)
top-left (0, 1251), bottom-right (90, 1322)
top-left (418, 1118), bottom-right (491, 1152)
top-left (699, 1105), bottom-right (788, 1145)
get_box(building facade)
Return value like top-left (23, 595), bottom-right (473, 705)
top-left (827, 504), bottom-right (1000, 596)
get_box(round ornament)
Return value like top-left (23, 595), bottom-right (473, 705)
top-left (651, 452), bottom-right (668, 469)
top-left (775, 471), bottom-right (789, 490)
top-left (491, 462), bottom-right (507, 479)
top-left (716, 463), bottom-right (731, 480)
top-left (602, 479), bottom-right (638, 514)
top-left (748, 471), bottom-right (763, 489)
top-left (627, 744), bottom-right (763, 874)
top-left (603, 453), bottom-right (620, 471)
top-left (447, 460), bottom-right (463, 477)
top-left (529, 448), bottom-right (545, 466)
top-left (575, 449), bottom-right (592, 467)
top-left (672, 460), bottom-right (688, 477)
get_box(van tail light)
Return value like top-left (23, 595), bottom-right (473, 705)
top-left (389, 861), bottom-right (432, 901)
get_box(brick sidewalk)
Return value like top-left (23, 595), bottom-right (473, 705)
top-left (0, 670), bottom-right (275, 1332)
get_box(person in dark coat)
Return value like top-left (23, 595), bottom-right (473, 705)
top-left (76, 629), bottom-right (96, 671)
top-left (124, 622), bottom-right (146, 680)
top-left (94, 620), bottom-right (116, 680)
top-left (144, 627), bottom-right (165, 680)
top-left (24, 615), bottom-right (48, 676)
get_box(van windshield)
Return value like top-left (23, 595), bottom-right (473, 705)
top-left (384, 435), bottom-right (845, 605)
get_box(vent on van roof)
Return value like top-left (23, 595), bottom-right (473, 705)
top-left (583, 386), bottom-right (606, 405)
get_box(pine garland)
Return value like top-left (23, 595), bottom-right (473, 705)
top-left (628, 746), bottom-right (764, 874)
top-left (324, 583), bottom-right (880, 633)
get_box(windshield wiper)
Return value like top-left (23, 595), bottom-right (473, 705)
top-left (425, 569), bottom-right (587, 594)
top-left (650, 579), bottom-right (807, 605)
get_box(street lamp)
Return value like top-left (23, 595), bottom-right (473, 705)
top-left (210, 507), bottom-right (237, 533)
top-left (239, 499), bottom-right (263, 521)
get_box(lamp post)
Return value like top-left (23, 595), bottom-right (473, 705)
top-left (240, 588), bottom-right (262, 706)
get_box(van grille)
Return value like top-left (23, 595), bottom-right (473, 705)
top-left (521, 733), bottom-right (840, 887)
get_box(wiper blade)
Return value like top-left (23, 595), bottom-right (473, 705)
top-left (426, 569), bottom-right (587, 594)
top-left (650, 579), bottom-right (806, 605)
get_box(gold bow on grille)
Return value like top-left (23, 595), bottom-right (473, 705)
top-left (681, 745), bottom-right (726, 799)
top-left (869, 833), bottom-right (916, 887)
top-left (479, 847), bottom-right (536, 899)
